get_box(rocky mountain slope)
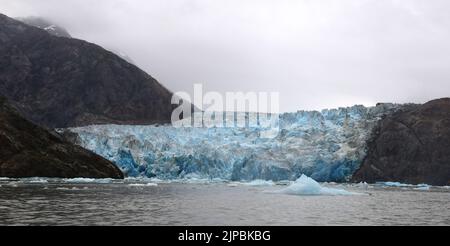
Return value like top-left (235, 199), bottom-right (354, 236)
top-left (352, 98), bottom-right (450, 186)
top-left (18, 17), bottom-right (136, 64)
top-left (0, 13), bottom-right (174, 128)
top-left (0, 97), bottom-right (123, 178)
top-left (17, 17), bottom-right (72, 38)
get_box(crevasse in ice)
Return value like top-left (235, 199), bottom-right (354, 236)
top-left (66, 104), bottom-right (399, 182)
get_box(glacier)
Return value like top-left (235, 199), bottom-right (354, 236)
top-left (64, 104), bottom-right (400, 182)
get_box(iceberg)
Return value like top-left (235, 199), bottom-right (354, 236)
top-left (275, 175), bottom-right (360, 196)
top-left (65, 104), bottom-right (400, 182)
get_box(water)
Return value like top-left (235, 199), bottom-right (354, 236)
top-left (0, 179), bottom-right (449, 226)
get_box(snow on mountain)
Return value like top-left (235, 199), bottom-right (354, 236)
top-left (18, 17), bottom-right (72, 38)
top-left (65, 104), bottom-right (400, 182)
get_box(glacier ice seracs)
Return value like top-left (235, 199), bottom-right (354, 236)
top-left (65, 104), bottom-right (400, 182)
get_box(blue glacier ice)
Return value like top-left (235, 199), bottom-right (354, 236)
top-left (65, 104), bottom-right (400, 182)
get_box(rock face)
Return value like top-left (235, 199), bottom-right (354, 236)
top-left (0, 97), bottom-right (123, 179)
top-left (352, 98), bottom-right (450, 186)
top-left (0, 13), bottom-right (174, 128)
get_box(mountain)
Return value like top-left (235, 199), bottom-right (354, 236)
top-left (0, 97), bottom-right (123, 178)
top-left (352, 98), bottom-right (450, 186)
top-left (18, 17), bottom-right (136, 64)
top-left (0, 13), bottom-right (175, 128)
top-left (17, 17), bottom-right (72, 38)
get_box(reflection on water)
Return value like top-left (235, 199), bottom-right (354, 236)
top-left (0, 179), bottom-right (449, 226)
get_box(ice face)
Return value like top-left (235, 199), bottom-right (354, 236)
top-left (66, 104), bottom-right (399, 182)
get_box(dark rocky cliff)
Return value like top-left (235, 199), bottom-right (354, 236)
top-left (0, 97), bottom-right (123, 178)
top-left (0, 13), bottom-right (174, 129)
top-left (352, 98), bottom-right (450, 186)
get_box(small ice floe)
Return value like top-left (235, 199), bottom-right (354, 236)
top-left (274, 175), bottom-right (362, 196)
top-left (356, 182), bottom-right (369, 190)
top-left (56, 187), bottom-right (71, 190)
top-left (227, 183), bottom-right (239, 187)
top-left (243, 180), bottom-right (275, 186)
top-left (25, 178), bottom-right (49, 184)
top-left (377, 182), bottom-right (413, 187)
top-left (55, 186), bottom-right (88, 191)
top-left (64, 178), bottom-right (97, 183)
top-left (378, 181), bottom-right (433, 190)
top-left (414, 184), bottom-right (431, 191)
top-left (7, 182), bottom-right (19, 187)
top-left (63, 178), bottom-right (115, 184)
top-left (128, 183), bottom-right (158, 187)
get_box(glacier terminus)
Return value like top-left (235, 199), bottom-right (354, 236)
top-left (64, 104), bottom-right (401, 182)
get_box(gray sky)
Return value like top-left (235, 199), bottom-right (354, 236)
top-left (1, 0), bottom-right (450, 112)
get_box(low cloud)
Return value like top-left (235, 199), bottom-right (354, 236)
top-left (1, 0), bottom-right (450, 111)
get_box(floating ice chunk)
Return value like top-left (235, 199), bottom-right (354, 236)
top-left (378, 182), bottom-right (413, 187)
top-left (414, 186), bottom-right (430, 191)
top-left (63, 178), bottom-right (115, 183)
top-left (64, 178), bottom-right (96, 183)
top-left (25, 178), bottom-right (49, 183)
top-left (7, 182), bottom-right (19, 187)
top-left (56, 187), bottom-right (69, 190)
top-left (128, 183), bottom-right (158, 187)
top-left (355, 181), bottom-right (369, 190)
top-left (276, 175), bottom-right (360, 196)
top-left (414, 184), bottom-right (431, 191)
top-left (243, 179), bottom-right (275, 186)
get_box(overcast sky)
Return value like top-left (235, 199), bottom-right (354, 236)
top-left (1, 0), bottom-right (450, 112)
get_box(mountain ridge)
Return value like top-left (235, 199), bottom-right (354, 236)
top-left (0, 13), bottom-right (175, 129)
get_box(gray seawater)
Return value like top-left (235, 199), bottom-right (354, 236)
top-left (0, 179), bottom-right (449, 226)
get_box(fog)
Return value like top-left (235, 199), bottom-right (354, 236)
top-left (2, 0), bottom-right (450, 112)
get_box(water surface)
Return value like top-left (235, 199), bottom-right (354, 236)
top-left (0, 179), bottom-right (448, 226)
